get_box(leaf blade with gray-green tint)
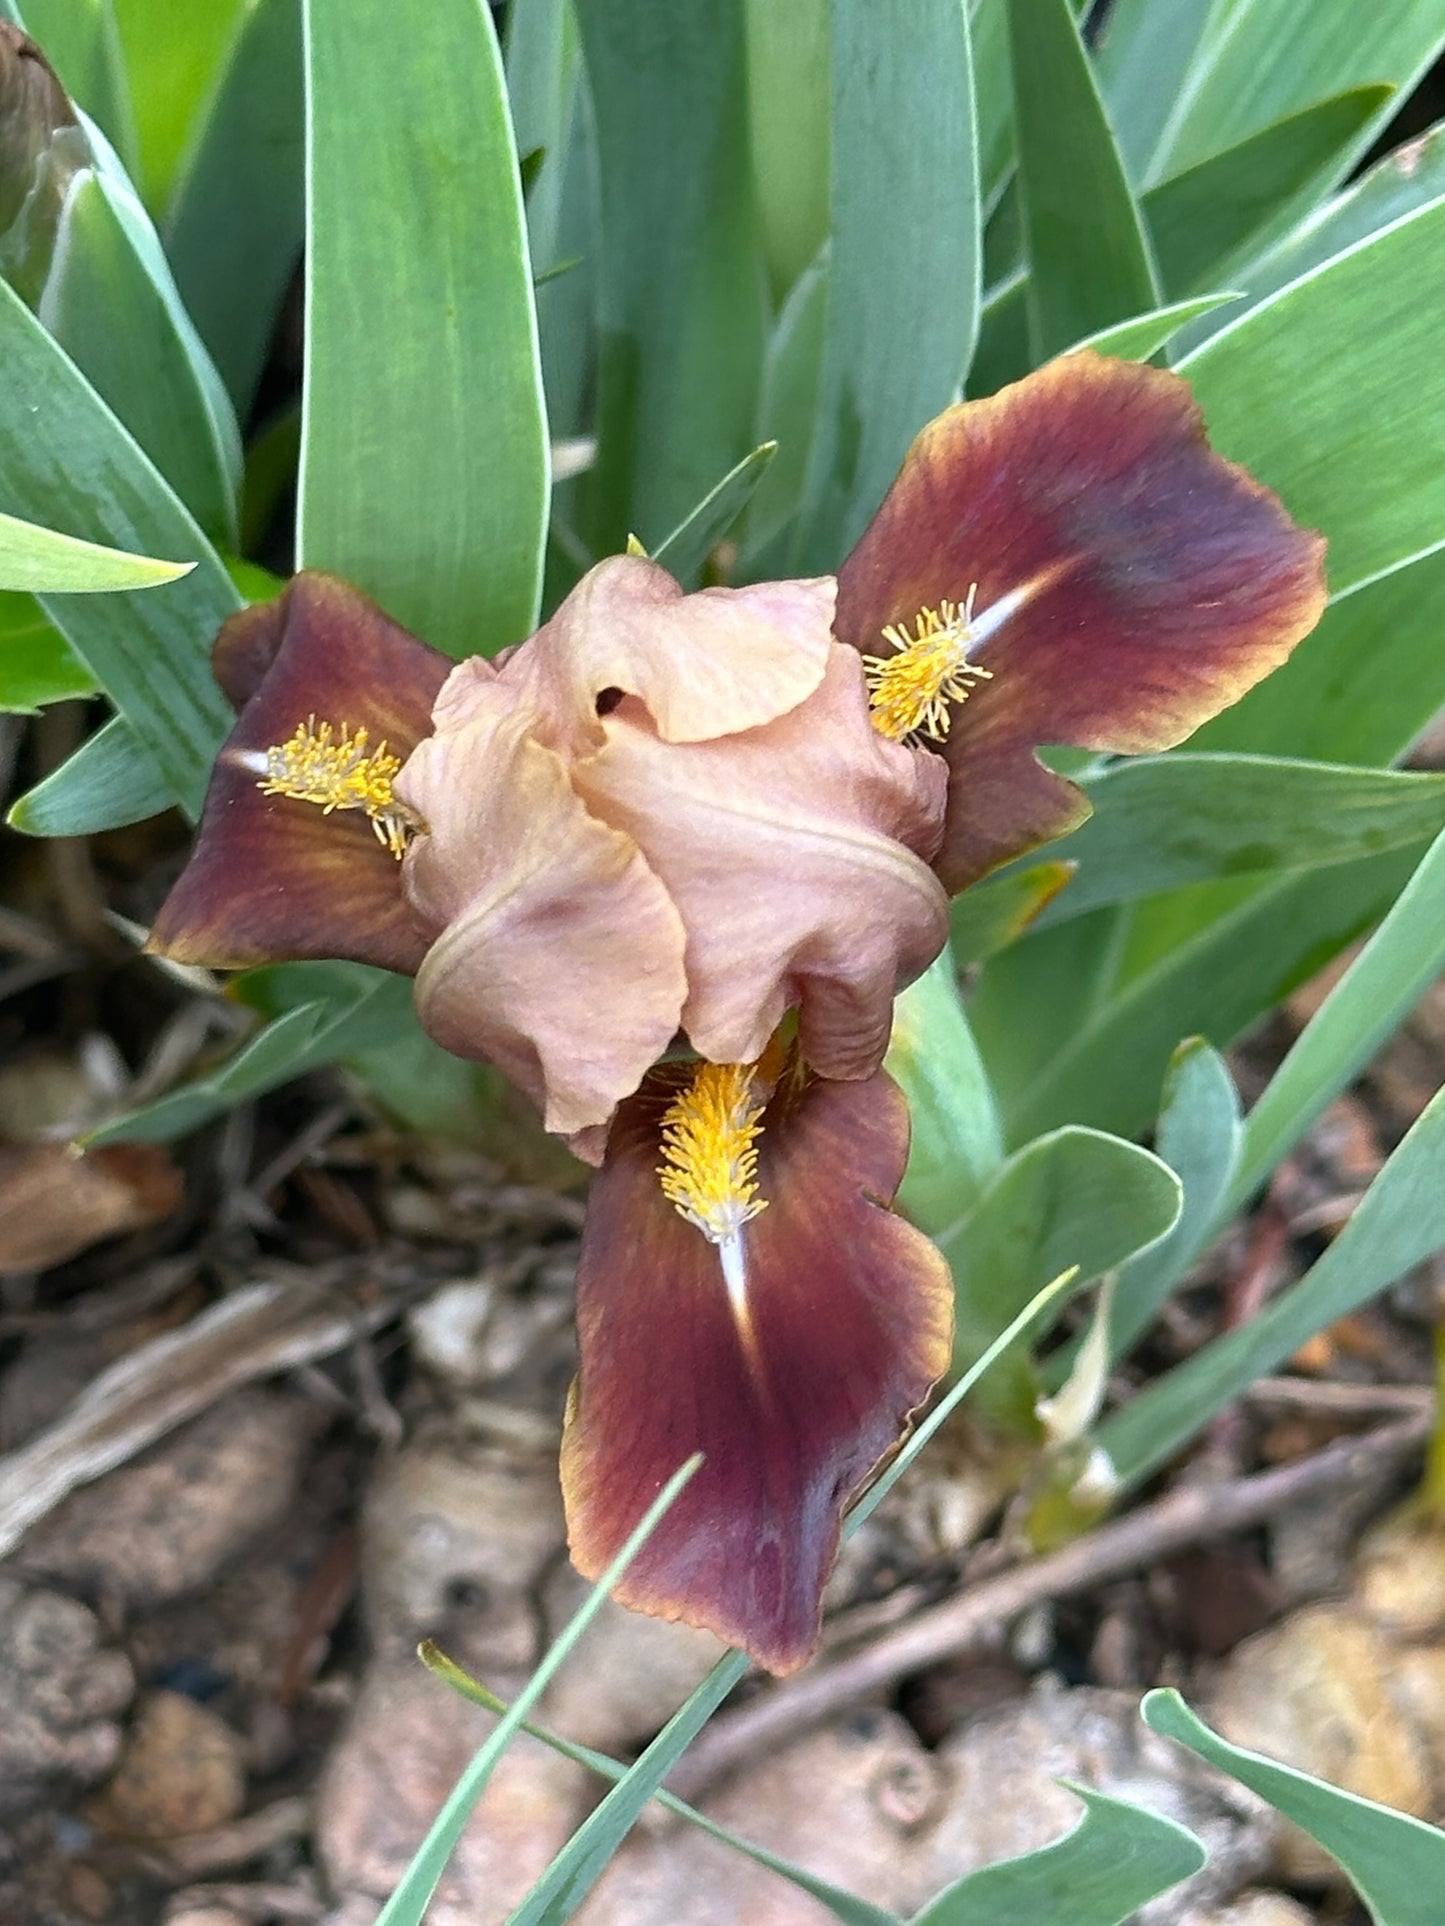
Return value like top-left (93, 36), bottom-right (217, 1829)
top-left (1109, 1040), bottom-right (1241, 1360)
top-left (0, 592), bottom-right (97, 711)
top-left (941, 1126), bottom-right (1180, 1426)
top-left (7, 714), bottom-right (170, 833)
top-left (1178, 200), bottom-right (1445, 601)
top-left (971, 0), bottom-right (1014, 209)
top-left (1008, 0), bottom-right (1158, 361)
top-left (984, 845), bottom-right (1423, 1144)
top-left (163, 0), bottom-right (305, 419)
top-left (1192, 547), bottom-right (1445, 766)
top-left (996, 756), bottom-right (1445, 930)
top-left (889, 950), bottom-right (1006, 1234)
top-left (0, 509), bottom-right (193, 592)
top-left (743, 0), bottom-right (830, 299)
top-left (650, 443), bottom-right (776, 586)
top-left (299, 0), bottom-right (547, 656)
top-left (1101, 1082), bottom-right (1445, 1487)
top-left (0, 277), bottom-right (238, 816)
top-left (1144, 87), bottom-right (1390, 297)
top-left (574, 0), bottom-right (763, 557)
top-left (1156, 0), bottom-right (1445, 180)
top-left (109, 0), bottom-right (247, 210)
top-left (17, 0), bottom-right (135, 171)
top-left (88, 971), bottom-right (412, 1145)
top-left (39, 166), bottom-right (240, 544)
top-left (790, 0), bottom-right (978, 569)
top-left (949, 859), bottom-right (1075, 963)
top-left (1144, 1690), bottom-right (1445, 1926)
top-left (912, 1784), bottom-right (1206, 1926)
top-left (744, 252), bottom-right (828, 568)
top-left (1184, 127), bottom-right (1445, 355)
top-left (1070, 293), bottom-right (1238, 361)
top-left (1092, 0), bottom-right (1213, 184)
top-left (1012, 523), bottom-right (1445, 1146)
top-left (1227, 822), bottom-right (1445, 1215)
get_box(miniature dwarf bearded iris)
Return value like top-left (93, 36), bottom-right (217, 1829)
top-left (150, 352), bottom-right (1326, 1673)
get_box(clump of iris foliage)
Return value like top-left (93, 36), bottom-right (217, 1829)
top-left (5, 0), bottom-right (1445, 1918)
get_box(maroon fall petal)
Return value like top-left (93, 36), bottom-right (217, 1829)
top-left (560, 1062), bottom-right (954, 1674)
top-left (836, 352), bottom-right (1329, 892)
top-left (148, 572), bottom-right (452, 973)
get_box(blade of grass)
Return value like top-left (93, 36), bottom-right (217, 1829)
top-left (1092, 0), bottom-right (1213, 183)
top-left (742, 252), bottom-right (828, 569)
top-left (37, 145), bottom-right (242, 545)
top-left (983, 843), bottom-right (1424, 1145)
top-left (889, 949), bottom-right (1006, 1233)
top-left (0, 595), bottom-right (97, 711)
top-left (379, 1453), bottom-right (703, 1926)
top-left (84, 971), bottom-right (412, 1146)
top-left (649, 443), bottom-right (777, 586)
top-left (421, 1645), bottom-right (903, 1926)
top-left (985, 756), bottom-right (1445, 933)
top-left (16, 0), bottom-right (136, 170)
top-left (1177, 198), bottom-right (1445, 601)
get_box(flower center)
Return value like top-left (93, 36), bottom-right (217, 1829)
top-left (657, 1060), bottom-right (769, 1245)
top-left (251, 717), bottom-right (421, 858)
top-left (862, 590), bottom-right (993, 743)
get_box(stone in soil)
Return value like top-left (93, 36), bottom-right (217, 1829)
top-left (0, 1575), bottom-right (134, 1818)
top-left (91, 1690), bottom-right (247, 1841)
top-left (14, 1388), bottom-right (320, 1608)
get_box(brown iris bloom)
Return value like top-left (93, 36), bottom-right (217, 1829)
top-left (149, 352), bottom-right (1326, 1672)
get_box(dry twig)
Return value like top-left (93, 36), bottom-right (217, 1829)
top-left (667, 1414), bottom-right (1431, 1802)
top-left (0, 1267), bottom-right (406, 1555)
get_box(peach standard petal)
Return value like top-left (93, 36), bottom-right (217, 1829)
top-left (562, 1058), bottom-right (953, 1673)
top-left (147, 573), bottom-right (450, 973)
top-left (572, 646), bottom-right (950, 1080)
top-left (499, 553), bottom-right (835, 755)
top-left (836, 353), bottom-right (1329, 893)
top-left (400, 683), bottom-right (689, 1141)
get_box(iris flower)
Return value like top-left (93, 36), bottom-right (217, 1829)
top-left (150, 353), bottom-right (1326, 1673)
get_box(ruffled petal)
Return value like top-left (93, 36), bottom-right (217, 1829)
top-left (400, 682), bottom-right (689, 1140)
top-left (836, 352), bottom-right (1329, 892)
top-left (572, 646), bottom-right (949, 1080)
top-left (561, 1059), bottom-right (954, 1673)
top-left (499, 554), bottom-right (835, 754)
top-left (148, 573), bottom-right (450, 972)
